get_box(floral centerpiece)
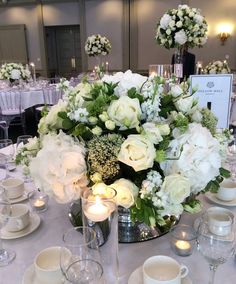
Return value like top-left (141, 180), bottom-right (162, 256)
top-left (203, 60), bottom-right (230, 74)
top-left (155, 4), bottom-right (208, 50)
top-left (85, 34), bottom-right (111, 57)
top-left (85, 34), bottom-right (112, 79)
top-left (16, 70), bottom-right (230, 228)
top-left (0, 63), bottom-right (31, 83)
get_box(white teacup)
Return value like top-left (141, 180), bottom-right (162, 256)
top-left (5, 204), bottom-right (30, 232)
top-left (207, 207), bottom-right (234, 236)
top-left (217, 179), bottom-right (236, 201)
top-left (143, 255), bottom-right (188, 284)
top-left (2, 178), bottom-right (24, 199)
top-left (34, 247), bottom-right (63, 284)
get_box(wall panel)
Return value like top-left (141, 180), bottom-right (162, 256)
top-left (85, 0), bottom-right (123, 70)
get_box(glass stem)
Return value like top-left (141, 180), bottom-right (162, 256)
top-left (209, 264), bottom-right (217, 284)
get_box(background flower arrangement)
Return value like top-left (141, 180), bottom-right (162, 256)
top-left (85, 34), bottom-right (111, 57)
top-left (155, 4), bottom-right (208, 50)
top-left (0, 63), bottom-right (31, 82)
top-left (203, 60), bottom-right (230, 74)
top-left (16, 70), bottom-right (230, 227)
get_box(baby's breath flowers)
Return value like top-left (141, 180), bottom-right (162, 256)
top-left (87, 134), bottom-right (124, 183)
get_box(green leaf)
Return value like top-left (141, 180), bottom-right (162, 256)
top-left (220, 167), bottom-right (231, 178)
top-left (62, 118), bottom-right (74, 130)
top-left (58, 111), bottom-right (68, 119)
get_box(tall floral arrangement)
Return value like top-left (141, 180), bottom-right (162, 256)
top-left (0, 63), bottom-right (31, 82)
top-left (16, 70), bottom-right (230, 227)
top-left (203, 60), bottom-right (230, 74)
top-left (155, 5), bottom-right (208, 50)
top-left (85, 34), bottom-right (111, 57)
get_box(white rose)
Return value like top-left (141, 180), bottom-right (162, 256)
top-left (174, 30), bottom-right (187, 45)
top-left (111, 178), bottom-right (139, 208)
top-left (107, 96), bottom-right (141, 130)
top-left (209, 68), bottom-right (216, 74)
top-left (169, 20), bottom-right (176, 29)
top-left (174, 96), bottom-right (195, 113)
top-left (221, 68), bottom-right (228, 74)
top-left (118, 134), bottom-right (156, 172)
top-left (142, 122), bottom-right (163, 144)
top-left (161, 174), bottom-right (190, 204)
top-left (166, 29), bottom-right (171, 35)
top-left (189, 12), bottom-right (194, 17)
top-left (170, 84), bottom-right (183, 97)
top-left (38, 100), bottom-right (67, 134)
top-left (177, 11), bottom-right (183, 17)
top-left (157, 124), bottom-right (170, 136)
top-left (160, 14), bottom-right (172, 29)
top-left (176, 21), bottom-right (183, 28)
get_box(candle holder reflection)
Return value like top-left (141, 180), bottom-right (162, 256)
top-left (28, 190), bottom-right (49, 213)
top-left (170, 224), bottom-right (197, 256)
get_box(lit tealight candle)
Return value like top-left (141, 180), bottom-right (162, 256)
top-left (150, 71), bottom-right (157, 77)
top-left (34, 199), bottom-right (45, 210)
top-left (175, 240), bottom-right (191, 256)
top-left (84, 196), bottom-right (110, 222)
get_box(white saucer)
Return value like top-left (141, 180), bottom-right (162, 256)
top-left (206, 192), bottom-right (236, 207)
top-left (1, 213), bottom-right (40, 240)
top-left (22, 264), bottom-right (63, 284)
top-left (8, 186), bottom-right (31, 204)
top-left (128, 266), bottom-right (192, 284)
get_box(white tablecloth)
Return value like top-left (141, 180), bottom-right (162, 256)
top-left (0, 88), bottom-right (44, 110)
top-left (21, 89), bottom-right (44, 109)
top-left (1, 168), bottom-right (236, 284)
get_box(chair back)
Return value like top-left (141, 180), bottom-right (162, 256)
top-left (0, 89), bottom-right (22, 115)
top-left (42, 86), bottom-right (62, 106)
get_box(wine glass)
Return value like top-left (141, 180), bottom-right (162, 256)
top-left (16, 135), bottom-right (32, 182)
top-left (197, 211), bottom-right (235, 284)
top-left (0, 139), bottom-right (15, 177)
top-left (0, 187), bottom-right (16, 266)
top-left (60, 226), bottom-right (103, 284)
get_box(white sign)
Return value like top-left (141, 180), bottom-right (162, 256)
top-left (190, 74), bottom-right (233, 128)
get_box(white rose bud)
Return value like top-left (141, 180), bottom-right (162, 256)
top-left (99, 111), bottom-right (109, 122)
top-left (166, 29), bottom-right (171, 35)
top-left (92, 126), bottom-right (102, 136)
top-left (105, 120), bottom-right (116, 130)
top-left (88, 116), bottom-right (98, 125)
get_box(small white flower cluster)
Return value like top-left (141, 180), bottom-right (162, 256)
top-left (155, 4), bottom-right (208, 49)
top-left (56, 78), bottom-right (71, 92)
top-left (85, 34), bottom-right (111, 57)
top-left (203, 60), bottom-right (230, 74)
top-left (0, 63), bottom-right (31, 81)
top-left (140, 170), bottom-right (162, 199)
top-left (68, 108), bottom-right (89, 123)
top-left (141, 79), bottom-right (162, 122)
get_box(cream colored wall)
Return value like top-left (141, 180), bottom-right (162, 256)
top-left (0, 5), bottom-right (41, 68)
top-left (189, 0), bottom-right (236, 69)
top-left (137, 0), bottom-right (181, 70)
top-left (85, 0), bottom-right (123, 70)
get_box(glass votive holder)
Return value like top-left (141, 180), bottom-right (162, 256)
top-left (28, 190), bottom-right (49, 213)
top-left (170, 224), bottom-right (197, 257)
